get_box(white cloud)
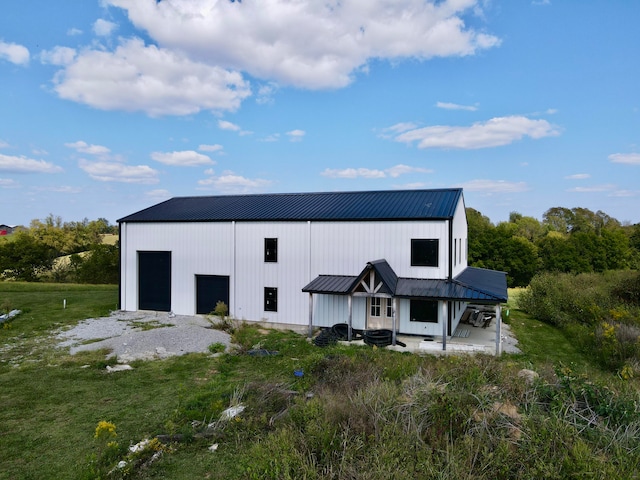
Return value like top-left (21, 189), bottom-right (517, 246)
top-left (609, 153), bottom-right (640, 165)
top-left (105, 0), bottom-right (500, 89)
top-left (79, 159), bottom-right (159, 184)
top-left (34, 185), bottom-right (83, 194)
top-left (218, 120), bottom-right (241, 131)
top-left (41, 46), bottom-right (77, 66)
top-left (65, 140), bottom-right (111, 155)
top-left (260, 134), bottom-right (280, 143)
top-left (198, 170), bottom-right (271, 193)
top-left (394, 115), bottom-right (560, 149)
top-left (199, 144), bottom-right (224, 153)
top-left (436, 101), bottom-right (478, 111)
top-left (67, 28), bottom-right (83, 36)
top-left (0, 154), bottom-right (63, 174)
top-left (456, 179), bottom-right (529, 193)
top-left (52, 38), bottom-right (251, 116)
top-left (0, 178), bottom-right (19, 188)
top-left (94, 19), bottom-right (118, 37)
top-left (286, 130), bottom-right (306, 142)
top-left (567, 184), bottom-right (616, 193)
top-left (0, 140), bottom-right (9, 149)
top-left (322, 164), bottom-right (431, 179)
top-left (256, 82), bottom-right (278, 104)
top-left (386, 164), bottom-right (433, 177)
top-left (151, 150), bottom-right (214, 166)
top-left (608, 190), bottom-right (637, 198)
top-left (322, 168), bottom-right (386, 179)
top-left (0, 40), bottom-right (30, 65)
top-left (565, 173), bottom-right (590, 180)
top-left (146, 189), bottom-right (172, 200)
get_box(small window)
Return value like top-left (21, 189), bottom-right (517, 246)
top-left (410, 299), bottom-right (438, 323)
top-left (454, 239), bottom-right (457, 266)
top-left (264, 287), bottom-right (278, 312)
top-left (386, 299), bottom-right (393, 318)
top-left (411, 239), bottom-right (439, 267)
top-left (370, 297), bottom-right (381, 317)
top-left (264, 238), bottom-right (277, 263)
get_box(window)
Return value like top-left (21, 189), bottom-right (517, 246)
top-left (264, 238), bottom-right (277, 263)
top-left (410, 299), bottom-right (438, 323)
top-left (370, 297), bottom-right (381, 317)
top-left (264, 287), bottom-right (278, 312)
top-left (411, 239), bottom-right (439, 267)
top-left (386, 299), bottom-right (393, 318)
top-left (454, 239), bottom-right (457, 266)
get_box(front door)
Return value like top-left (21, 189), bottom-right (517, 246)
top-left (367, 297), bottom-right (393, 330)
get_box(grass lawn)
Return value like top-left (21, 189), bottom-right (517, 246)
top-left (1, 283), bottom-right (638, 479)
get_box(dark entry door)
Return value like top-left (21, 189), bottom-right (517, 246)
top-left (196, 275), bottom-right (230, 315)
top-left (138, 251), bottom-right (171, 311)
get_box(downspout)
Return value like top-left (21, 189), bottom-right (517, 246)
top-left (118, 222), bottom-right (123, 310)
top-left (232, 221), bottom-right (236, 319)
top-left (495, 304), bottom-right (502, 355)
top-left (308, 293), bottom-right (314, 338)
top-left (448, 218), bottom-right (453, 280)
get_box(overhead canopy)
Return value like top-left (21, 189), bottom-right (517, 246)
top-left (302, 261), bottom-right (507, 304)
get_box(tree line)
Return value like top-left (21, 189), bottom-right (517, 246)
top-left (0, 214), bottom-right (119, 283)
top-left (1, 207), bottom-right (639, 286)
top-left (468, 206), bottom-right (640, 287)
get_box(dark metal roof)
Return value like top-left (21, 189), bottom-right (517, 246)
top-left (303, 265), bottom-right (508, 303)
top-left (366, 259), bottom-right (398, 293)
top-left (454, 266), bottom-right (509, 302)
top-left (302, 275), bottom-right (358, 294)
top-left (118, 188), bottom-right (463, 223)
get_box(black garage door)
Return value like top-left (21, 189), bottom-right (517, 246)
top-left (138, 251), bottom-right (171, 311)
top-left (196, 275), bottom-right (230, 315)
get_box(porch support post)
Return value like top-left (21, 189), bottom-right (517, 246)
top-left (308, 293), bottom-right (314, 338)
top-left (442, 303), bottom-right (447, 351)
top-left (347, 294), bottom-right (353, 341)
top-left (391, 297), bottom-right (397, 346)
top-left (495, 304), bottom-right (502, 355)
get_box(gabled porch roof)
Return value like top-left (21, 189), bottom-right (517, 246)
top-left (302, 260), bottom-right (507, 303)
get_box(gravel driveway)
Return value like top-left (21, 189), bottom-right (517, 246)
top-left (57, 311), bottom-right (232, 363)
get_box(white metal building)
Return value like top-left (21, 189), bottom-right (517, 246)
top-left (118, 189), bottom-right (507, 342)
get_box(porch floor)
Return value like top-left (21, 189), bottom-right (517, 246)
top-left (341, 317), bottom-right (520, 355)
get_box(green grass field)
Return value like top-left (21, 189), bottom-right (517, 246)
top-left (1, 283), bottom-right (638, 479)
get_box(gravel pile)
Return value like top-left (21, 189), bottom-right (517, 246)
top-left (57, 311), bottom-right (232, 362)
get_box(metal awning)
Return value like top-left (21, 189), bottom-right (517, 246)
top-left (303, 265), bottom-right (507, 303)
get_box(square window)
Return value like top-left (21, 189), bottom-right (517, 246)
top-left (264, 287), bottom-right (278, 312)
top-left (411, 239), bottom-right (439, 267)
top-left (410, 299), bottom-right (438, 323)
top-left (264, 238), bottom-right (277, 263)
top-left (370, 297), bottom-right (381, 317)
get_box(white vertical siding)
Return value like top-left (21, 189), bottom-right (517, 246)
top-left (451, 198), bottom-right (468, 278)
top-left (120, 222), bottom-right (234, 315)
top-left (397, 299), bottom-right (445, 336)
top-left (309, 220), bottom-right (448, 279)
top-left (233, 222), bottom-right (310, 325)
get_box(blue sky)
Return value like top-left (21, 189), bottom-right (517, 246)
top-left (1, 0), bottom-right (639, 227)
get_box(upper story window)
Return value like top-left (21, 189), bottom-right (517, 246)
top-left (264, 238), bottom-right (277, 263)
top-left (411, 239), bottom-right (439, 267)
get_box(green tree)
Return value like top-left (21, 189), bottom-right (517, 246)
top-left (0, 231), bottom-right (56, 281)
top-left (75, 244), bottom-right (119, 284)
